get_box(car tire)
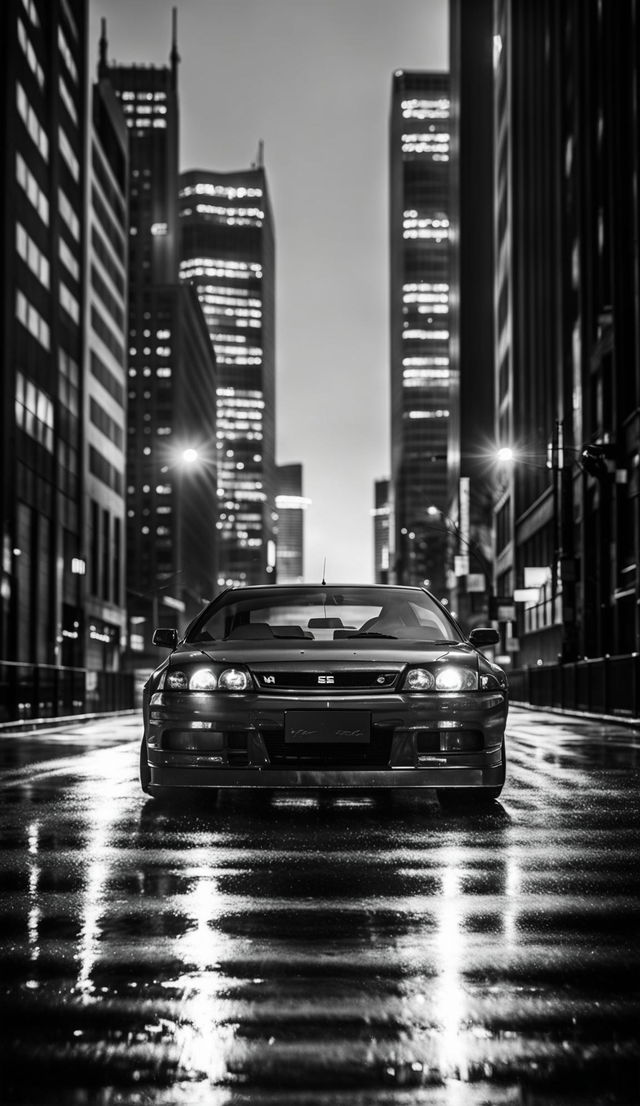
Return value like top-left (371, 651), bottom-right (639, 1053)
top-left (436, 739), bottom-right (506, 806)
top-left (436, 784), bottom-right (503, 806)
top-left (139, 736), bottom-right (151, 795)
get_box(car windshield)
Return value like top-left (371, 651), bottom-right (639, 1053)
top-left (187, 586), bottom-right (461, 644)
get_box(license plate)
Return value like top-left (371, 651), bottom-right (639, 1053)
top-left (285, 711), bottom-right (371, 744)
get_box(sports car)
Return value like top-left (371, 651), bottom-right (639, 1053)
top-left (140, 583), bottom-right (508, 804)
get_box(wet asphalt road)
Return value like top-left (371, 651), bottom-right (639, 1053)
top-left (0, 707), bottom-right (639, 1106)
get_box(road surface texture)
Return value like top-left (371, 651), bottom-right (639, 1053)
top-left (0, 707), bottom-right (638, 1105)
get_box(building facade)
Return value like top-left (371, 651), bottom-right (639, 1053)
top-left (99, 17), bottom-right (218, 655)
top-left (275, 463), bottom-right (308, 584)
top-left (372, 478), bottom-right (391, 584)
top-left (447, 0), bottom-right (496, 630)
top-left (493, 0), bottom-right (640, 665)
top-left (1, 0), bottom-right (93, 668)
top-left (389, 70), bottom-right (451, 597)
top-left (84, 74), bottom-right (128, 670)
top-left (179, 166), bottom-right (277, 589)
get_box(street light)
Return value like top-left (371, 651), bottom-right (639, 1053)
top-left (425, 505), bottom-right (494, 616)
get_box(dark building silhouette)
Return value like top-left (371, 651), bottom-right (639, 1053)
top-left (494, 0), bottom-right (640, 664)
top-left (179, 165), bottom-right (277, 588)
top-left (275, 463), bottom-right (308, 583)
top-left (447, 0), bottom-right (496, 630)
top-left (372, 478), bottom-right (391, 584)
top-left (1, 0), bottom-right (92, 667)
top-left (85, 76), bottom-right (128, 670)
top-left (99, 15), bottom-right (218, 655)
top-left (390, 70), bottom-right (451, 595)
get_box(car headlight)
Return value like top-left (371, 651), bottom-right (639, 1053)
top-left (164, 666), bottom-right (251, 692)
top-left (218, 668), bottom-right (250, 691)
top-left (403, 668), bottom-right (436, 691)
top-left (435, 666), bottom-right (478, 691)
top-left (402, 666), bottom-right (478, 692)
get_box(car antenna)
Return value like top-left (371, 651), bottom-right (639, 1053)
top-left (321, 556), bottom-right (327, 586)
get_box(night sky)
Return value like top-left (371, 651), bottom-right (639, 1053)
top-left (90, 0), bottom-right (448, 582)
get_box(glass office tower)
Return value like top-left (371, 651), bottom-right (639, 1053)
top-left (179, 166), bottom-right (276, 587)
top-left (389, 71), bottom-right (451, 596)
top-left (1, 0), bottom-right (90, 667)
top-left (99, 16), bottom-right (218, 653)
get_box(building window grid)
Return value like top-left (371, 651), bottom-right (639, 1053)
top-left (59, 187), bottom-right (80, 240)
top-left (16, 153), bottom-right (49, 225)
top-left (58, 125), bottom-right (80, 181)
top-left (16, 81), bottom-right (48, 162)
top-left (59, 74), bottom-right (78, 126)
top-left (15, 290), bottom-right (49, 350)
top-left (17, 16), bottom-right (44, 88)
top-left (16, 222), bottom-right (49, 288)
top-left (57, 25), bottom-right (78, 83)
top-left (15, 370), bottom-right (54, 451)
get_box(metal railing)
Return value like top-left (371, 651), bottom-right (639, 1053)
top-left (0, 661), bottom-right (135, 723)
top-left (508, 653), bottom-right (640, 720)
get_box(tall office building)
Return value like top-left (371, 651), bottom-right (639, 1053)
top-left (275, 464), bottom-right (308, 583)
top-left (99, 16), bottom-right (218, 651)
top-left (84, 75), bottom-right (128, 670)
top-left (447, 0), bottom-right (496, 630)
top-left (493, 0), bottom-right (640, 666)
top-left (179, 165), bottom-right (277, 588)
top-left (1, 0), bottom-right (91, 668)
top-left (390, 71), bottom-right (451, 596)
top-left (372, 479), bottom-right (391, 584)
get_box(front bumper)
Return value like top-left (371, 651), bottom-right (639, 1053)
top-left (145, 689), bottom-right (507, 791)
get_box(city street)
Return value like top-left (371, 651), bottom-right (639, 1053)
top-left (0, 707), bottom-right (639, 1105)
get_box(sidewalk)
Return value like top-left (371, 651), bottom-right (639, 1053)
top-left (0, 709), bottom-right (137, 736)
top-left (510, 699), bottom-right (640, 730)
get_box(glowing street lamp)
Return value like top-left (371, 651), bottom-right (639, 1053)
top-left (181, 447), bottom-right (199, 465)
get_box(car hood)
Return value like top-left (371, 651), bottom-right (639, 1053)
top-left (178, 640), bottom-right (480, 668)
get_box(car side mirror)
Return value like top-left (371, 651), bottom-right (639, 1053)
top-left (152, 627), bottom-right (178, 649)
top-left (468, 627), bottom-right (499, 647)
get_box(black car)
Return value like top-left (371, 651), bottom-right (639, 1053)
top-left (140, 584), bottom-right (508, 804)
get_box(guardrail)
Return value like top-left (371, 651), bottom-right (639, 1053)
top-left (508, 653), bottom-right (640, 720)
top-left (0, 661), bottom-right (135, 723)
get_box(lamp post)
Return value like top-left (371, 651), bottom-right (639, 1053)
top-left (496, 426), bottom-right (618, 663)
top-left (425, 505), bottom-right (494, 621)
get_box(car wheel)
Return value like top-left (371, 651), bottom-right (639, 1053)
top-left (437, 739), bottom-right (506, 806)
top-left (139, 736), bottom-right (151, 795)
top-left (436, 784), bottom-right (503, 806)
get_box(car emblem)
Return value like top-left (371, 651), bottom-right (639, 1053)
top-left (263, 675), bottom-right (276, 685)
top-left (317, 675), bottom-right (335, 685)
top-left (377, 676), bottom-right (386, 684)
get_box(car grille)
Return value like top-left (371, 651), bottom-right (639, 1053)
top-left (262, 726), bottom-right (394, 768)
top-left (252, 669), bottom-right (400, 693)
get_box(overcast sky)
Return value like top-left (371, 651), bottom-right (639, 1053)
top-left (89, 0), bottom-right (448, 582)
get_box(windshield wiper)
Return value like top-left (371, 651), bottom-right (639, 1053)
top-left (346, 631), bottom-right (398, 639)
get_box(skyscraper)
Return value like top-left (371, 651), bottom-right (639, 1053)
top-left (99, 16), bottom-right (219, 651)
top-left (1, 0), bottom-right (90, 668)
top-left (84, 74), bottom-right (128, 670)
top-left (179, 165), bottom-right (277, 588)
top-left (372, 479), bottom-right (391, 584)
top-left (493, 0), bottom-right (640, 667)
top-left (276, 464), bottom-right (308, 583)
top-left (447, 0), bottom-right (496, 630)
top-left (389, 70), bottom-right (451, 596)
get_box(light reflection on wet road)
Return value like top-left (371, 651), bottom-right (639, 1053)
top-left (0, 707), bottom-right (639, 1105)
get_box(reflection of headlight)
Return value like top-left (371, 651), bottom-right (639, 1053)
top-left (435, 666), bottom-right (478, 691)
top-left (165, 667), bottom-right (250, 691)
